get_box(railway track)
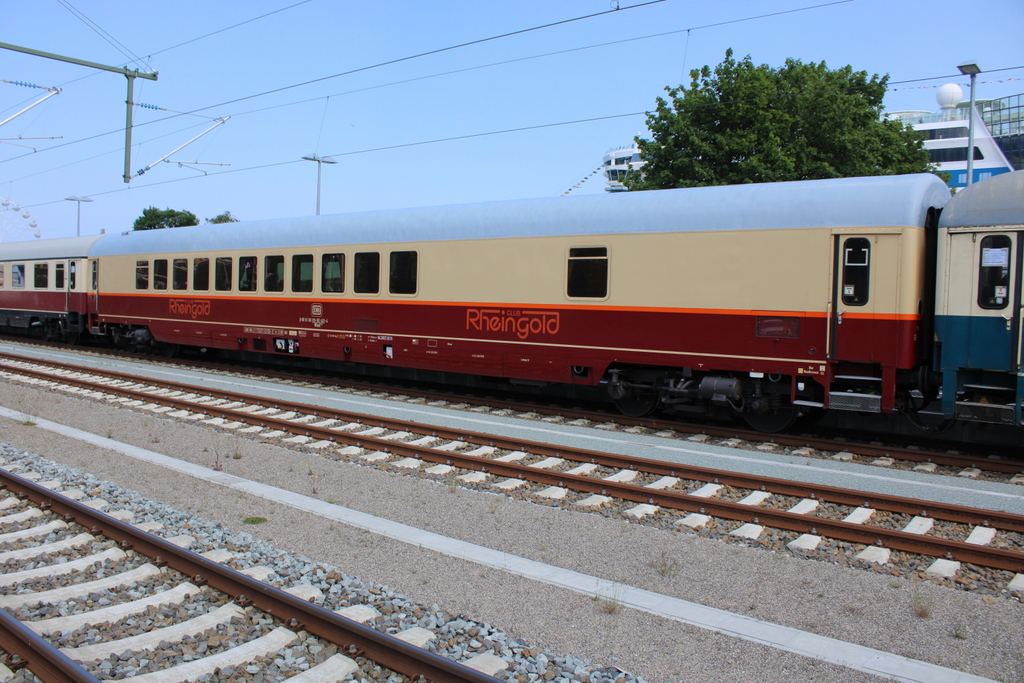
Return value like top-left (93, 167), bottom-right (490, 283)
top-left (3, 335), bottom-right (1021, 463)
top-left (1, 352), bottom-right (1023, 594)
top-left (0, 463), bottom-right (506, 682)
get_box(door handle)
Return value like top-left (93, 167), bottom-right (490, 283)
top-left (1004, 315), bottom-right (1012, 331)
top-left (837, 310), bottom-right (844, 325)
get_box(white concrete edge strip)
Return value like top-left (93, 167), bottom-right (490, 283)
top-left (0, 408), bottom-right (995, 683)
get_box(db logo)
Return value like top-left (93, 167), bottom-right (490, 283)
top-left (311, 304), bottom-right (323, 317)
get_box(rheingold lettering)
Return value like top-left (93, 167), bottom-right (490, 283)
top-left (466, 308), bottom-right (560, 340)
top-left (168, 299), bottom-right (211, 319)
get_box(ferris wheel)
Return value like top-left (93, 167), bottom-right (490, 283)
top-left (0, 197), bottom-right (40, 242)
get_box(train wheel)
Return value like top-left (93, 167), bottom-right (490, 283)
top-left (159, 343), bottom-right (179, 358)
top-left (743, 406), bottom-right (799, 433)
top-left (62, 332), bottom-right (80, 345)
top-left (613, 391), bottom-right (660, 418)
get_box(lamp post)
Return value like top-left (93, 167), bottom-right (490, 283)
top-left (65, 196), bottom-right (93, 236)
top-left (300, 154), bottom-right (337, 215)
top-left (957, 60), bottom-right (981, 187)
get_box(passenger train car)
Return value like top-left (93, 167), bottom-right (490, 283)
top-left (2, 172), bottom-right (1022, 433)
top-left (934, 170), bottom-right (1024, 426)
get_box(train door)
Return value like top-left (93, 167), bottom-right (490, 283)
top-left (830, 233), bottom-right (899, 363)
top-left (946, 230), bottom-right (1022, 372)
top-left (86, 259), bottom-right (99, 328)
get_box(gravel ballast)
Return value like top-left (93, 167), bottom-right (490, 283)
top-left (0, 377), bottom-right (1022, 682)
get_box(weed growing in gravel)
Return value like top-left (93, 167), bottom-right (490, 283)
top-left (593, 591), bottom-right (622, 615)
top-left (950, 624), bottom-right (968, 640)
top-left (911, 594), bottom-right (933, 618)
top-left (232, 449), bottom-right (243, 459)
top-left (105, 427), bottom-right (113, 438)
top-left (243, 516), bottom-right (268, 524)
top-left (650, 551), bottom-right (681, 577)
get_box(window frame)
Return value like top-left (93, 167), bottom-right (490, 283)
top-left (33, 263), bottom-right (49, 289)
top-left (238, 256), bottom-right (257, 292)
top-left (388, 251), bottom-right (418, 295)
top-left (135, 260), bottom-right (150, 290)
top-left (321, 253), bottom-right (344, 293)
top-left (841, 237), bottom-right (871, 306)
top-left (153, 259), bottom-right (168, 291)
top-left (172, 258), bottom-right (188, 291)
top-left (291, 254), bottom-right (314, 293)
top-left (353, 252), bottom-right (380, 295)
top-left (215, 257), bottom-right (233, 292)
top-left (977, 234), bottom-right (1012, 310)
top-left (264, 255), bottom-right (284, 292)
top-left (566, 245), bottom-right (609, 299)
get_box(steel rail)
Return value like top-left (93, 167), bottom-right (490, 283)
top-left (0, 469), bottom-right (500, 683)
top-left (4, 357), bottom-right (1024, 574)
top-left (0, 607), bottom-right (101, 683)
top-left (2, 346), bottom-right (1022, 470)
top-left (3, 355), bottom-right (1023, 532)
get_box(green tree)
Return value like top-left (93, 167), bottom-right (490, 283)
top-left (132, 207), bottom-right (199, 230)
top-left (625, 50), bottom-right (936, 190)
top-left (206, 211), bottom-right (239, 224)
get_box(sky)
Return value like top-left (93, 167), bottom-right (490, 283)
top-left (1, 0), bottom-right (1022, 241)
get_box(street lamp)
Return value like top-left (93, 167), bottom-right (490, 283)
top-left (65, 196), bottom-right (93, 236)
top-left (301, 154), bottom-right (337, 215)
top-left (957, 60), bottom-right (981, 187)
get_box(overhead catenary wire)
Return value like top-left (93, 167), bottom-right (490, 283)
top-left (0, 0), bottom-right (666, 171)
top-left (55, 0), bottom-right (149, 73)
top-left (0, 0), bottom-right (889, 174)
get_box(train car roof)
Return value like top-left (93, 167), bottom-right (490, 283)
top-left (0, 234), bottom-right (105, 261)
top-left (90, 173), bottom-right (950, 256)
top-left (938, 170), bottom-right (1024, 229)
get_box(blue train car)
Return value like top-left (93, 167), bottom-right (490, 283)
top-left (934, 171), bottom-right (1024, 425)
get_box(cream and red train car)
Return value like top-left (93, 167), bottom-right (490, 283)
top-left (78, 173), bottom-right (949, 431)
top-left (0, 235), bottom-right (102, 342)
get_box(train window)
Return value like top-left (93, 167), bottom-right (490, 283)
top-left (55, 263), bottom-right (65, 289)
top-left (12, 264), bottom-right (24, 288)
top-left (154, 260), bottom-right (168, 290)
top-left (34, 263), bottom-right (48, 289)
top-left (978, 235), bottom-right (1012, 309)
top-left (0, 265), bottom-right (4, 289)
top-left (354, 252), bottom-right (380, 294)
top-left (841, 238), bottom-right (870, 306)
top-left (215, 257), bottom-right (232, 291)
top-left (193, 258), bottom-right (210, 291)
top-left (389, 251), bottom-right (417, 295)
top-left (172, 259), bottom-right (188, 290)
top-left (321, 253), bottom-right (344, 293)
top-left (238, 256), bottom-right (257, 292)
top-left (292, 255), bottom-right (314, 293)
top-left (69, 262), bottom-right (76, 290)
top-left (91, 260), bottom-right (98, 290)
top-left (264, 255), bottom-right (284, 292)
top-left (567, 246), bottom-right (608, 298)
top-left (135, 261), bottom-right (149, 290)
